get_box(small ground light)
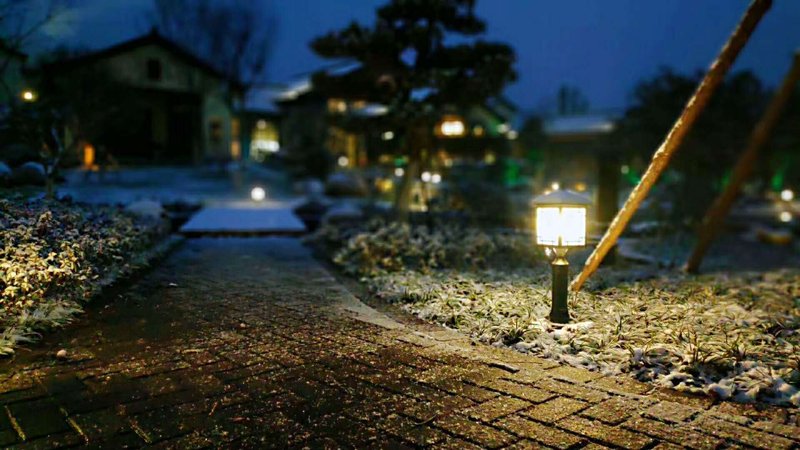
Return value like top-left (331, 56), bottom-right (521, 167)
top-left (251, 186), bottom-right (266, 202)
top-left (779, 211), bottom-right (792, 223)
top-left (21, 90), bottom-right (36, 102)
top-left (394, 167), bottom-right (404, 177)
top-left (431, 173), bottom-right (442, 184)
top-left (532, 190), bottom-right (591, 323)
top-left (421, 171), bottom-right (432, 182)
top-left (337, 156), bottom-right (349, 167)
top-left (780, 189), bottom-right (794, 202)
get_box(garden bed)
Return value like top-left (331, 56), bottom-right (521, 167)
top-left (0, 198), bottom-right (170, 355)
top-left (309, 221), bottom-right (800, 408)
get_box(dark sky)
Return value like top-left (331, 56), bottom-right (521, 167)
top-left (31, 0), bottom-right (800, 113)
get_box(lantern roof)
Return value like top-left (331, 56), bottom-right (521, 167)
top-left (532, 189), bottom-right (591, 206)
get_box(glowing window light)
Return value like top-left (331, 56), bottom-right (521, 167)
top-left (780, 189), bottom-right (794, 202)
top-left (251, 186), bottom-right (266, 202)
top-left (440, 119), bottom-right (465, 137)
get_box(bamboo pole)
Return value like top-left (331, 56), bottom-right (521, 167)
top-left (685, 52), bottom-right (800, 273)
top-left (570, 0), bottom-right (772, 291)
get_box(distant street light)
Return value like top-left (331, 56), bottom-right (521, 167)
top-left (251, 186), bottom-right (266, 202)
top-left (394, 167), bottom-right (404, 177)
top-left (533, 190), bottom-right (591, 323)
top-left (780, 188), bottom-right (794, 202)
top-left (421, 171), bottom-right (432, 182)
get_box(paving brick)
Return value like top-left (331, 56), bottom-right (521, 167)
top-left (590, 376), bottom-right (653, 395)
top-left (557, 416), bottom-right (653, 450)
top-left (535, 378), bottom-right (609, 403)
top-left (581, 396), bottom-right (644, 425)
top-left (496, 414), bottom-right (585, 449)
top-left (433, 413), bottom-right (515, 449)
top-left (622, 416), bottom-right (721, 450)
top-left (478, 378), bottom-right (555, 404)
top-left (376, 413), bottom-right (449, 447)
top-left (520, 396), bottom-right (589, 424)
top-left (645, 401), bottom-right (700, 424)
top-left (460, 396), bottom-right (530, 423)
top-left (6, 398), bottom-right (70, 441)
top-left (546, 365), bottom-right (605, 383)
top-left (690, 415), bottom-right (794, 450)
top-left (69, 407), bottom-right (131, 442)
top-left (752, 420), bottom-right (800, 442)
top-left (5, 431), bottom-right (85, 449)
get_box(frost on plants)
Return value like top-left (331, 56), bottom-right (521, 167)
top-left (0, 199), bottom-right (165, 355)
top-left (314, 221), bottom-right (800, 407)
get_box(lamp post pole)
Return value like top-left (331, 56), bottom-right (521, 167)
top-left (549, 247), bottom-right (570, 323)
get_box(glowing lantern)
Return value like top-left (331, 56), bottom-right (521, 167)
top-left (532, 190), bottom-right (591, 323)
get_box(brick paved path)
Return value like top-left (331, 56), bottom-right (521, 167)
top-left (1, 238), bottom-right (798, 449)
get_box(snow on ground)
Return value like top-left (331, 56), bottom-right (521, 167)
top-left (367, 268), bottom-right (800, 407)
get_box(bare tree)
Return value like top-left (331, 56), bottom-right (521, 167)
top-left (147, 0), bottom-right (277, 92)
top-left (0, 0), bottom-right (71, 99)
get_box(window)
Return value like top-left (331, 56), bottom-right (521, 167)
top-left (146, 58), bottom-right (162, 81)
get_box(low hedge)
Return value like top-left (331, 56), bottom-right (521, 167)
top-left (0, 198), bottom-right (167, 355)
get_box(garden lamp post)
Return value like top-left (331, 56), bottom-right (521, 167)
top-left (532, 190), bottom-right (591, 323)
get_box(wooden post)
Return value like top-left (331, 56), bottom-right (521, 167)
top-left (685, 52), bottom-right (800, 273)
top-left (570, 0), bottom-right (772, 291)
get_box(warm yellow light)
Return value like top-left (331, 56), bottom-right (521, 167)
top-left (473, 125), bottom-right (484, 136)
top-left (421, 171), bottom-right (432, 182)
top-left (251, 186), bottom-right (266, 201)
top-left (574, 182), bottom-right (587, 192)
top-left (83, 144), bottom-right (95, 168)
top-left (551, 182), bottom-right (560, 191)
top-left (779, 211), bottom-right (792, 223)
top-left (780, 189), bottom-right (794, 202)
top-left (337, 156), bottom-right (349, 167)
top-left (535, 206), bottom-right (586, 247)
top-left (382, 131), bottom-right (394, 140)
top-left (440, 119), bottom-right (465, 137)
top-left (394, 167), bottom-right (404, 177)
top-left (21, 89), bottom-right (36, 102)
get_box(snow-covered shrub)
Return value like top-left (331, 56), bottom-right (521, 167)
top-left (307, 219), bottom-right (543, 277)
top-left (0, 198), bottom-right (166, 354)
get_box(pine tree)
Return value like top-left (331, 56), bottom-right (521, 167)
top-left (310, 0), bottom-right (516, 218)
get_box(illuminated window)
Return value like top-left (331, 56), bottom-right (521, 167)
top-left (250, 119), bottom-right (280, 161)
top-left (327, 98), bottom-right (347, 113)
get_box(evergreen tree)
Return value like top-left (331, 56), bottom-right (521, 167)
top-left (310, 0), bottom-right (516, 218)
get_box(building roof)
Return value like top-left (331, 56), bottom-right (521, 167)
top-left (42, 29), bottom-right (229, 82)
top-left (242, 84), bottom-right (286, 113)
top-left (543, 112), bottom-right (619, 137)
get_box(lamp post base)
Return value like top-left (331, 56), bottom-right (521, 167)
top-left (549, 249), bottom-right (571, 323)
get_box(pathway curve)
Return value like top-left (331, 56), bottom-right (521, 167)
top-left (1, 238), bottom-right (799, 449)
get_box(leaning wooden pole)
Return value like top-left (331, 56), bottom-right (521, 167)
top-left (570, 0), bottom-right (772, 291)
top-left (685, 52), bottom-right (800, 273)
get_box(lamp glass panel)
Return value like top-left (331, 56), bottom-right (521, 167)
top-left (535, 206), bottom-right (586, 247)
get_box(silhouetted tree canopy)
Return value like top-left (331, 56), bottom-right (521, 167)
top-left (615, 67), bottom-right (767, 222)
